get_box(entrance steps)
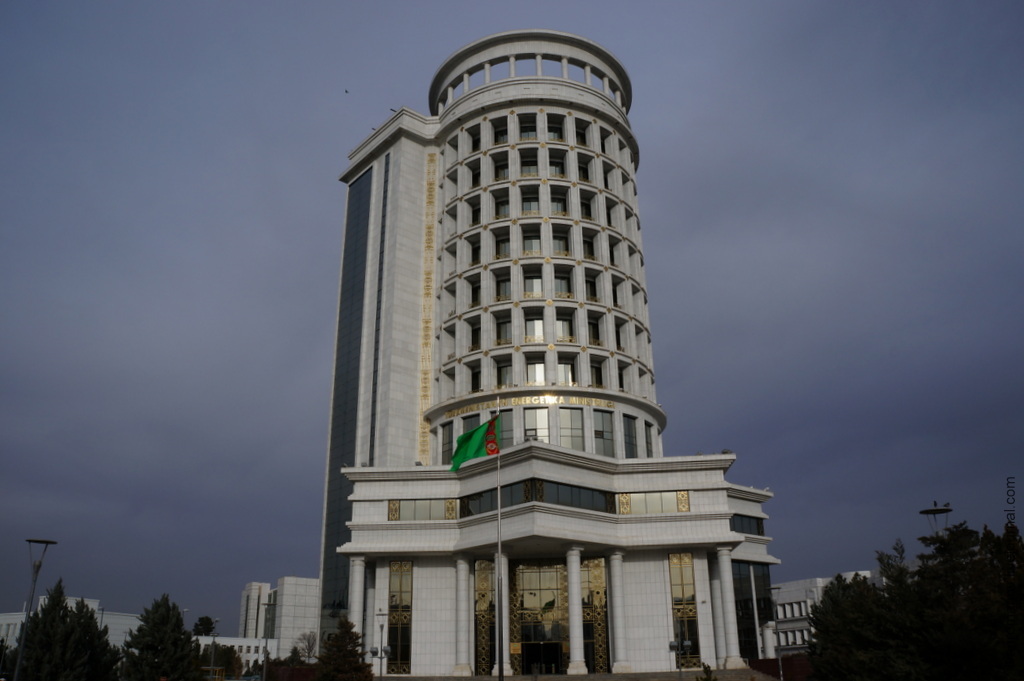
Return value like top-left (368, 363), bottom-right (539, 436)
top-left (401, 671), bottom-right (778, 681)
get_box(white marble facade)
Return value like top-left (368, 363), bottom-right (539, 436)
top-left (322, 30), bottom-right (778, 675)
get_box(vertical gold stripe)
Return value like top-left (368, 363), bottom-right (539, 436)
top-left (418, 153), bottom-right (438, 464)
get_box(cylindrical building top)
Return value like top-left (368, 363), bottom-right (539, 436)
top-left (428, 29), bottom-right (633, 117)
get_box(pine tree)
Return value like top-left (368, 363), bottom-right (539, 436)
top-left (316, 617), bottom-right (372, 681)
top-left (122, 594), bottom-right (202, 681)
top-left (67, 597), bottom-right (121, 680)
top-left (14, 579), bottom-right (120, 681)
top-left (12, 577), bottom-right (118, 679)
top-left (810, 522), bottom-right (1024, 681)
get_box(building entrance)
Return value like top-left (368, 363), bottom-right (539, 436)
top-left (474, 558), bottom-right (608, 675)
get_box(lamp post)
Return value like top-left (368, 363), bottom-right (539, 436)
top-left (13, 538), bottom-right (57, 681)
top-left (769, 586), bottom-right (784, 681)
top-left (368, 610), bottom-right (390, 678)
top-left (207, 619), bottom-right (219, 681)
top-left (667, 639), bottom-right (688, 681)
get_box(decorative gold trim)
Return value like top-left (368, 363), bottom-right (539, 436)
top-left (677, 491), bottom-right (690, 512)
top-left (418, 153), bottom-right (438, 464)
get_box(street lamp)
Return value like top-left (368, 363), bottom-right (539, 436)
top-left (369, 610), bottom-right (391, 678)
top-left (769, 586), bottom-right (784, 681)
top-left (207, 619), bottom-right (220, 681)
top-left (667, 639), bottom-right (690, 681)
top-left (13, 538), bottom-right (57, 681)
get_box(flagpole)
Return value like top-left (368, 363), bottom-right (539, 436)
top-left (494, 412), bottom-right (504, 681)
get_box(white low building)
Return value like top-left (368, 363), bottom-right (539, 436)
top-left (772, 571), bottom-right (878, 655)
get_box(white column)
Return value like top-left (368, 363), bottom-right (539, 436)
top-left (561, 56), bottom-right (569, 79)
top-left (608, 551), bottom-right (631, 672)
top-left (709, 556), bottom-right (725, 669)
top-left (484, 61), bottom-right (491, 84)
top-left (566, 546), bottom-right (587, 674)
top-left (493, 552), bottom-right (513, 676)
top-left (509, 56), bottom-right (516, 78)
top-left (716, 547), bottom-right (745, 669)
top-left (454, 556), bottom-right (472, 675)
top-left (348, 556), bottom-right (366, 634)
top-left (535, 53), bottom-right (542, 76)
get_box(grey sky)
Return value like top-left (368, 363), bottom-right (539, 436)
top-left (2, 1), bottom-right (1021, 632)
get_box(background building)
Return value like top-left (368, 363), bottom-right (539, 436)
top-left (320, 29), bottom-right (778, 674)
top-left (0, 597), bottom-right (139, 651)
top-left (195, 635), bottom-right (279, 674)
top-left (239, 577), bottom-right (319, 654)
top-left (772, 571), bottom-right (878, 656)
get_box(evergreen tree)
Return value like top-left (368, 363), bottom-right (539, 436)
top-left (810, 522), bottom-right (1024, 681)
top-left (316, 617), bottom-right (372, 681)
top-left (122, 594), bottom-right (202, 681)
top-left (197, 642), bottom-right (243, 679)
top-left (192, 615), bottom-right (216, 636)
top-left (14, 579), bottom-right (120, 681)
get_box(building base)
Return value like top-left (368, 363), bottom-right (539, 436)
top-left (567, 661), bottom-right (589, 675)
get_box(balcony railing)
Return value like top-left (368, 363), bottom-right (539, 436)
top-left (554, 292), bottom-right (574, 299)
top-left (524, 335), bottom-right (545, 344)
top-left (553, 250), bottom-right (571, 257)
top-left (589, 339), bottom-right (604, 347)
top-left (521, 209), bottom-right (541, 217)
top-left (523, 292), bottom-right (544, 299)
top-left (556, 335), bottom-right (577, 343)
top-left (493, 294), bottom-right (511, 303)
top-left (521, 250), bottom-right (542, 257)
top-left (468, 344), bottom-right (481, 352)
top-left (495, 338), bottom-right (512, 346)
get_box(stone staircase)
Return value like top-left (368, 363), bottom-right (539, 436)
top-left (401, 671), bottom-right (778, 681)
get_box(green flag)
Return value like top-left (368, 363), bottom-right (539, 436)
top-left (450, 415), bottom-right (501, 471)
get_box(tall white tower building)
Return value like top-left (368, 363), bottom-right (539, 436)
top-left (320, 30), bottom-right (777, 674)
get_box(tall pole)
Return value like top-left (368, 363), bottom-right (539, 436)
top-left (13, 539), bottom-right (56, 681)
top-left (495, 419), bottom-right (503, 681)
top-left (376, 610), bottom-right (388, 678)
top-left (262, 601), bottom-right (271, 681)
top-left (208, 618), bottom-right (219, 680)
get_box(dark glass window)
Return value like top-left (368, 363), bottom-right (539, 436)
top-left (730, 515), bottom-right (766, 536)
top-left (623, 416), bottom-right (638, 459)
